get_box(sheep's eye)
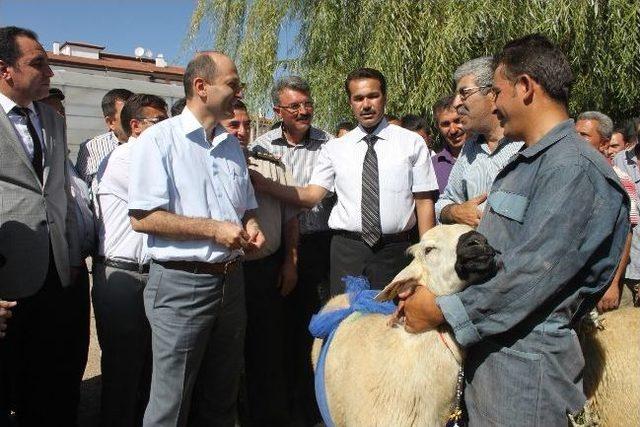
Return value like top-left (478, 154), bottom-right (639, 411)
top-left (424, 247), bottom-right (434, 255)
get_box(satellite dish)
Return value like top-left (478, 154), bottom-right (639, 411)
top-left (144, 49), bottom-right (153, 59)
top-left (134, 46), bottom-right (144, 58)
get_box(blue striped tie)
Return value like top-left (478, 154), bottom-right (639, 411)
top-left (361, 134), bottom-right (381, 247)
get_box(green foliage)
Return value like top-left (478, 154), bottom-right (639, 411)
top-left (189, 0), bottom-right (640, 129)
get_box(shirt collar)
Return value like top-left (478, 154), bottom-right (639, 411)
top-left (626, 146), bottom-right (639, 163)
top-left (518, 119), bottom-right (575, 159)
top-left (435, 146), bottom-right (457, 162)
top-left (179, 106), bottom-right (230, 148)
top-left (0, 92), bottom-right (36, 116)
top-left (346, 118), bottom-right (390, 144)
top-left (272, 124), bottom-right (329, 146)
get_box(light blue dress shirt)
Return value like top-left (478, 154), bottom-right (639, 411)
top-left (128, 107), bottom-right (258, 263)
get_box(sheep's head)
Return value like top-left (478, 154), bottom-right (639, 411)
top-left (375, 224), bottom-right (499, 301)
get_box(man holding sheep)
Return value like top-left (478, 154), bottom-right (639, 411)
top-left (400, 35), bottom-right (630, 426)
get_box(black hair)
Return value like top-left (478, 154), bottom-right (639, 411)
top-left (344, 67), bottom-right (387, 97)
top-left (0, 26), bottom-right (38, 67)
top-left (432, 94), bottom-right (456, 119)
top-left (493, 34), bottom-right (573, 108)
top-left (183, 54), bottom-right (217, 99)
top-left (336, 121), bottom-right (355, 134)
top-left (120, 94), bottom-right (167, 137)
top-left (171, 97), bottom-right (186, 116)
top-left (401, 114), bottom-right (429, 134)
top-left (101, 88), bottom-right (133, 117)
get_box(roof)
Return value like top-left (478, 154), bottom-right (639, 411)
top-left (47, 51), bottom-right (184, 82)
top-left (60, 41), bottom-right (105, 50)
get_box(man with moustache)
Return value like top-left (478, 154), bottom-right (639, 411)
top-left (251, 68), bottom-right (438, 294)
top-left (431, 94), bottom-right (466, 195)
top-left (248, 76), bottom-right (333, 425)
top-left (435, 56), bottom-right (523, 227)
top-left (128, 51), bottom-right (265, 427)
top-left (399, 35), bottom-right (629, 426)
top-left (0, 26), bottom-right (83, 426)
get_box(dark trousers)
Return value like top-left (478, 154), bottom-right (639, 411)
top-left (92, 263), bottom-right (151, 427)
top-left (330, 233), bottom-right (414, 295)
top-left (0, 259), bottom-right (90, 427)
top-left (241, 251), bottom-right (288, 427)
top-left (285, 231), bottom-right (332, 427)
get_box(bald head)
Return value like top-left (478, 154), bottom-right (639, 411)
top-left (183, 51), bottom-right (235, 99)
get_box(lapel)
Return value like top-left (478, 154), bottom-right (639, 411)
top-left (35, 102), bottom-right (55, 186)
top-left (0, 105), bottom-right (41, 185)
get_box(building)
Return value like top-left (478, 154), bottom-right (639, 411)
top-left (48, 41), bottom-right (185, 160)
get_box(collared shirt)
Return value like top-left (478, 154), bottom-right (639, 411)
top-left (309, 119), bottom-right (438, 234)
top-left (67, 160), bottom-right (96, 259)
top-left (96, 136), bottom-right (148, 264)
top-left (435, 134), bottom-right (524, 221)
top-left (431, 145), bottom-right (457, 194)
top-left (437, 120), bottom-right (629, 424)
top-left (128, 107), bottom-right (257, 263)
top-left (249, 125), bottom-right (333, 234)
top-left (0, 91), bottom-right (45, 163)
top-left (613, 148), bottom-right (640, 279)
top-left (75, 130), bottom-right (119, 192)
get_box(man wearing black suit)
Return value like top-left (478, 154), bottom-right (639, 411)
top-left (0, 26), bottom-right (85, 426)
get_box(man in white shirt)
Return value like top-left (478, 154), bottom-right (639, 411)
top-left (94, 93), bottom-right (168, 427)
top-left (252, 68), bottom-right (438, 294)
top-left (129, 51), bottom-right (265, 427)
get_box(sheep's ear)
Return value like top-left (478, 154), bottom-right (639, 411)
top-left (374, 261), bottom-right (423, 301)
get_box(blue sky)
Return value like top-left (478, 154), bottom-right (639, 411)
top-left (0, 0), bottom-right (202, 66)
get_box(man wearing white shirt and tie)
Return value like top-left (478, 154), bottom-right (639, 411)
top-left (128, 51), bottom-right (265, 427)
top-left (94, 93), bottom-right (168, 427)
top-left (252, 68), bottom-right (438, 294)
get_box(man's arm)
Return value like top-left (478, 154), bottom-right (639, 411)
top-left (130, 209), bottom-right (252, 250)
top-left (75, 140), bottom-right (92, 185)
top-left (597, 231), bottom-right (632, 312)
top-left (440, 193), bottom-right (487, 227)
top-left (250, 170), bottom-right (327, 208)
top-left (242, 210), bottom-right (266, 253)
top-left (414, 192), bottom-right (437, 238)
top-left (279, 216), bottom-right (299, 296)
top-left (434, 144), bottom-right (470, 222)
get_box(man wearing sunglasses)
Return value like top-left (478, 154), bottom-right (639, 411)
top-left (435, 56), bottom-right (523, 227)
top-left (248, 76), bottom-right (334, 426)
top-left (93, 93), bottom-right (168, 426)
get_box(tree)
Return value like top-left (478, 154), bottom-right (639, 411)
top-left (188, 0), bottom-right (640, 130)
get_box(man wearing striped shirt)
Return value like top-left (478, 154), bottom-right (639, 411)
top-left (75, 88), bottom-right (132, 192)
top-left (436, 56), bottom-right (523, 227)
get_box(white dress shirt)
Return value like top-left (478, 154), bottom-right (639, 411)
top-left (310, 119), bottom-right (438, 234)
top-left (128, 107), bottom-right (258, 263)
top-left (0, 91), bottom-right (45, 163)
top-left (96, 136), bottom-right (148, 264)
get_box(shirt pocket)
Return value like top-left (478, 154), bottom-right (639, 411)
top-left (487, 190), bottom-right (529, 223)
top-left (223, 159), bottom-right (250, 211)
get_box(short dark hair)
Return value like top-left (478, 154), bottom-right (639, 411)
top-left (0, 26), bottom-right (39, 67)
top-left (120, 94), bottom-right (168, 137)
top-left (401, 114), bottom-right (429, 133)
top-left (432, 95), bottom-right (456, 119)
top-left (101, 88), bottom-right (133, 118)
top-left (171, 97), bottom-right (186, 116)
top-left (336, 121), bottom-right (355, 134)
top-left (493, 34), bottom-right (573, 107)
top-left (345, 68), bottom-right (386, 97)
top-left (232, 99), bottom-right (247, 112)
top-left (271, 76), bottom-right (311, 105)
top-left (183, 54), bottom-right (217, 99)
top-left (614, 119), bottom-right (638, 145)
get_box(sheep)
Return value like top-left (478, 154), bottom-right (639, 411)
top-left (310, 224), bottom-right (499, 427)
top-left (574, 307), bottom-right (640, 426)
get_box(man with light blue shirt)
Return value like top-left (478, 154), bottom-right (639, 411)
top-left (436, 56), bottom-right (523, 227)
top-left (128, 51), bottom-right (265, 427)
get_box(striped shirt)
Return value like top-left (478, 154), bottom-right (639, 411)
top-left (75, 131), bottom-right (119, 196)
top-left (612, 166), bottom-right (640, 226)
top-left (435, 134), bottom-right (524, 221)
top-left (249, 126), bottom-right (334, 234)
top-left (612, 148), bottom-right (640, 279)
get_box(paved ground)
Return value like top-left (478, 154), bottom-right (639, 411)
top-left (78, 294), bottom-right (101, 427)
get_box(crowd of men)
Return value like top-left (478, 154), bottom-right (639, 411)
top-left (0, 24), bottom-right (637, 427)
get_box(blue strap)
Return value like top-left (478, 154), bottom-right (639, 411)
top-left (309, 276), bottom-right (396, 427)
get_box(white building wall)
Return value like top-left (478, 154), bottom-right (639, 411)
top-left (51, 66), bottom-right (185, 163)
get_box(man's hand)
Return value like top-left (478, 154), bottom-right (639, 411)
top-left (0, 300), bottom-right (17, 338)
top-left (597, 281), bottom-right (621, 313)
top-left (447, 193), bottom-right (487, 227)
top-left (244, 221), bottom-right (266, 253)
top-left (397, 286), bottom-right (445, 333)
top-left (278, 259), bottom-right (298, 297)
top-left (212, 221), bottom-right (251, 250)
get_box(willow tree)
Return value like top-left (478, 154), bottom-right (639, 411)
top-left (188, 0), bottom-right (640, 129)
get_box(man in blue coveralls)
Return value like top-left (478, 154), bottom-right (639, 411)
top-left (398, 34), bottom-right (630, 426)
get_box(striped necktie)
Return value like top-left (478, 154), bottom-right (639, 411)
top-left (361, 134), bottom-right (381, 247)
top-left (13, 106), bottom-right (44, 182)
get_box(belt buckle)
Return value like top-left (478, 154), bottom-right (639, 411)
top-left (223, 258), bottom-right (237, 275)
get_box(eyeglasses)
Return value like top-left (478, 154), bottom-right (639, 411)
top-left (277, 101), bottom-right (314, 113)
top-left (137, 116), bottom-right (168, 124)
top-left (457, 85), bottom-right (492, 100)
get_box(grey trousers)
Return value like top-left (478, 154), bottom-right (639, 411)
top-left (92, 263), bottom-right (151, 427)
top-left (143, 261), bottom-right (246, 427)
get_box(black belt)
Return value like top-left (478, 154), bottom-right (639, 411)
top-left (336, 228), bottom-right (416, 245)
top-left (95, 256), bottom-right (149, 274)
top-left (155, 258), bottom-right (240, 276)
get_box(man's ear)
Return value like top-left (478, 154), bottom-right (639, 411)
top-left (273, 105), bottom-right (282, 120)
top-left (105, 115), bottom-right (116, 131)
top-left (0, 60), bottom-right (10, 81)
top-left (518, 74), bottom-right (535, 105)
top-left (193, 77), bottom-right (207, 98)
